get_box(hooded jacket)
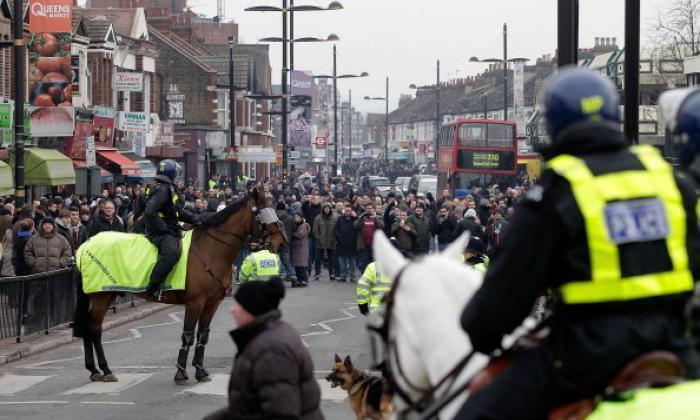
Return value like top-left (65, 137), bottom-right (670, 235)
top-left (334, 214), bottom-right (357, 256)
top-left (24, 220), bottom-right (72, 273)
top-left (312, 203), bottom-right (337, 250)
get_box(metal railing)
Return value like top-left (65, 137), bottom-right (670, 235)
top-left (0, 268), bottom-right (76, 342)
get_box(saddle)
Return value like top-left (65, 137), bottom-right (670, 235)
top-left (549, 351), bottom-right (685, 420)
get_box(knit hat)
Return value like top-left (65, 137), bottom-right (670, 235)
top-left (234, 277), bottom-right (286, 316)
top-left (41, 216), bottom-right (55, 225)
top-left (465, 209), bottom-right (477, 219)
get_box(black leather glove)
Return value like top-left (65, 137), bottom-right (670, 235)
top-left (358, 303), bottom-right (369, 316)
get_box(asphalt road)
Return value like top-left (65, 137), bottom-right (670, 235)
top-left (0, 274), bottom-right (371, 420)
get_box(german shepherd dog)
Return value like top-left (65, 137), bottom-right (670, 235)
top-left (326, 354), bottom-right (392, 420)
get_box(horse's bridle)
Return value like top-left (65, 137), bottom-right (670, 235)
top-left (368, 263), bottom-right (476, 417)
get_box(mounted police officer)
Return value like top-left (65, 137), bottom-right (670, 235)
top-left (239, 239), bottom-right (281, 284)
top-left (456, 68), bottom-right (700, 419)
top-left (144, 159), bottom-right (200, 299)
top-left (659, 87), bottom-right (700, 187)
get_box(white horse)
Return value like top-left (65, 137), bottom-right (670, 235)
top-left (372, 231), bottom-right (490, 419)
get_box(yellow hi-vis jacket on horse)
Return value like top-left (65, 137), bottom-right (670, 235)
top-left (356, 262), bottom-right (393, 313)
top-left (239, 250), bottom-right (281, 283)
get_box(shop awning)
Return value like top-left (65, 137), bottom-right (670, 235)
top-left (72, 160), bottom-right (114, 183)
top-left (12, 148), bottom-right (76, 186)
top-left (96, 150), bottom-right (140, 175)
top-left (0, 160), bottom-right (13, 195)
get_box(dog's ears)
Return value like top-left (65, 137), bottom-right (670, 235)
top-left (334, 353), bottom-right (342, 364)
top-left (344, 355), bottom-right (353, 371)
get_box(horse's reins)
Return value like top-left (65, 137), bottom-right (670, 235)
top-left (381, 263), bottom-right (477, 417)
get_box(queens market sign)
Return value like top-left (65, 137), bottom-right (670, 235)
top-left (118, 112), bottom-right (148, 133)
top-left (115, 72), bottom-right (144, 92)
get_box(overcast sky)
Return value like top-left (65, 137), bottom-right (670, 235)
top-left (185, 0), bottom-right (666, 114)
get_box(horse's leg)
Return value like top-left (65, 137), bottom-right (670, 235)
top-left (83, 329), bottom-right (102, 381)
top-left (89, 293), bottom-right (117, 382)
top-left (175, 299), bottom-right (204, 385)
top-left (193, 299), bottom-right (223, 382)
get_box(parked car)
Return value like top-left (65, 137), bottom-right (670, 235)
top-left (394, 176), bottom-right (412, 195)
top-left (409, 174), bottom-right (437, 198)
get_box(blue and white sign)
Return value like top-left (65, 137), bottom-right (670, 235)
top-left (604, 199), bottom-right (669, 244)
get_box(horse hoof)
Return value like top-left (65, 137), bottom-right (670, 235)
top-left (174, 370), bottom-right (189, 385)
top-left (195, 372), bottom-right (211, 382)
top-left (103, 373), bottom-right (118, 382)
top-left (90, 373), bottom-right (104, 382)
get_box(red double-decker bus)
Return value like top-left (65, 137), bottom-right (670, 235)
top-left (437, 119), bottom-right (517, 198)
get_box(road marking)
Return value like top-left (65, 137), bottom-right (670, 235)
top-left (19, 356), bottom-right (82, 370)
top-left (103, 310), bottom-right (184, 345)
top-left (80, 401), bottom-right (135, 405)
top-left (301, 306), bottom-right (357, 344)
top-left (179, 374), bottom-right (229, 396)
top-left (178, 375), bottom-right (348, 402)
top-left (0, 375), bottom-right (53, 396)
top-left (63, 373), bottom-right (153, 395)
top-left (0, 401), bottom-right (70, 404)
top-left (317, 379), bottom-right (347, 402)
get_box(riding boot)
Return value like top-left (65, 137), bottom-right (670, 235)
top-left (174, 330), bottom-right (194, 384)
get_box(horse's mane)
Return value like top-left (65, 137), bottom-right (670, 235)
top-left (199, 195), bottom-right (249, 228)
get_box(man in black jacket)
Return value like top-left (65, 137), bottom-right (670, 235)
top-left (434, 205), bottom-right (457, 252)
top-left (453, 208), bottom-right (483, 241)
top-left (204, 277), bottom-right (322, 420)
top-left (144, 160), bottom-right (199, 299)
top-left (456, 68), bottom-right (700, 419)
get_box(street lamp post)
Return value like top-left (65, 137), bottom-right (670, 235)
top-left (409, 59), bottom-right (441, 165)
top-left (228, 37), bottom-right (239, 187)
top-left (470, 24), bottom-right (528, 122)
top-left (13, 0), bottom-right (25, 205)
top-left (364, 77), bottom-right (390, 163)
top-left (246, 2), bottom-right (343, 176)
top-left (314, 49), bottom-right (368, 176)
top-left (348, 89), bottom-right (352, 164)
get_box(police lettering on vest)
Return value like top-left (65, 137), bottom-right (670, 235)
top-left (546, 145), bottom-right (693, 305)
top-left (239, 250), bottom-right (281, 283)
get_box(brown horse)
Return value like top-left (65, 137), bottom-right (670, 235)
top-left (73, 189), bottom-right (287, 384)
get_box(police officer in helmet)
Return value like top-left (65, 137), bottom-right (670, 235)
top-left (659, 87), bottom-right (700, 183)
top-left (456, 68), bottom-right (700, 419)
top-left (238, 238), bottom-right (281, 284)
top-left (144, 159), bottom-right (200, 299)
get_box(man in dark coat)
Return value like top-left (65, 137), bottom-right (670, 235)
top-left (453, 208), bottom-right (484, 241)
top-left (204, 277), bottom-right (322, 420)
top-left (87, 200), bottom-right (125, 237)
top-left (434, 205), bottom-right (457, 251)
top-left (275, 202), bottom-right (296, 282)
top-left (335, 206), bottom-right (357, 282)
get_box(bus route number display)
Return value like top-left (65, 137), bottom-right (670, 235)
top-left (457, 149), bottom-right (516, 172)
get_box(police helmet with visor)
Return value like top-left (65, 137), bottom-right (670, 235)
top-left (658, 88), bottom-right (700, 167)
top-left (157, 159), bottom-right (182, 182)
top-left (543, 67), bottom-right (620, 145)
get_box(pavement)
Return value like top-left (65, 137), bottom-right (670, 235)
top-left (0, 272), bottom-right (369, 420)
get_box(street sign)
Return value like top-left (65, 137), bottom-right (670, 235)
top-left (288, 151), bottom-right (302, 159)
top-left (85, 135), bottom-right (96, 167)
top-left (315, 137), bottom-right (326, 148)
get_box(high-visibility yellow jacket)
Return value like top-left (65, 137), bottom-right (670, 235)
top-left (239, 250), bottom-right (281, 283)
top-left (356, 262), bottom-right (393, 313)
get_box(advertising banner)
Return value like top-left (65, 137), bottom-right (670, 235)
top-left (157, 121), bottom-right (174, 145)
top-left (85, 135), bottom-right (96, 167)
top-left (65, 119), bottom-right (93, 159)
top-left (28, 0), bottom-right (72, 33)
top-left (513, 61), bottom-right (525, 136)
top-left (131, 131), bottom-right (146, 158)
top-left (93, 115), bottom-right (115, 148)
top-left (118, 111), bottom-right (148, 133)
top-left (0, 102), bottom-right (12, 147)
top-left (290, 70), bottom-right (313, 147)
top-left (28, 0), bottom-right (74, 137)
top-left (115, 72), bottom-right (144, 92)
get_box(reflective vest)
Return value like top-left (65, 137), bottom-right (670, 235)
top-left (145, 184), bottom-right (181, 219)
top-left (471, 262), bottom-right (487, 273)
top-left (546, 145), bottom-right (693, 305)
top-left (239, 250), bottom-right (281, 283)
top-left (356, 262), bottom-right (393, 312)
top-left (460, 255), bottom-right (488, 273)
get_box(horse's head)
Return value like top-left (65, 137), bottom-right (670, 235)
top-left (249, 188), bottom-right (288, 253)
top-left (370, 231), bottom-right (487, 418)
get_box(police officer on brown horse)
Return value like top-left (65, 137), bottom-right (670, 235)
top-left (144, 159), bottom-right (199, 299)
